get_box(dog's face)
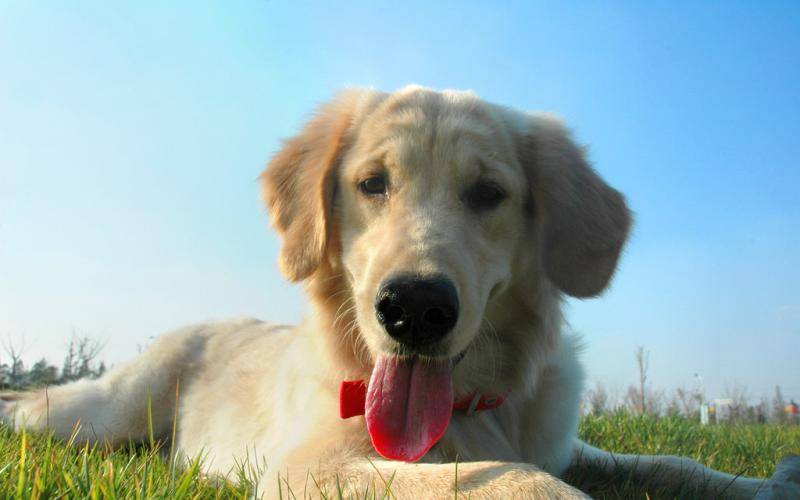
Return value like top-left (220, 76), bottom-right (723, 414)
top-left (263, 86), bottom-right (630, 461)
top-left (337, 89), bottom-right (528, 361)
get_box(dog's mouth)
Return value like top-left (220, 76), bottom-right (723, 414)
top-left (365, 353), bottom-right (458, 462)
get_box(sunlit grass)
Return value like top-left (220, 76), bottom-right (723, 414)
top-left (579, 412), bottom-right (799, 478)
top-left (566, 412), bottom-right (800, 498)
top-left (0, 413), bottom-right (797, 498)
top-left (0, 426), bottom-right (250, 499)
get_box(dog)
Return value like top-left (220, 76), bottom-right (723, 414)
top-left (2, 86), bottom-right (798, 498)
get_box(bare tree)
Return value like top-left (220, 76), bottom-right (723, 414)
top-left (586, 382), bottom-right (610, 415)
top-left (636, 346), bottom-right (649, 415)
top-left (665, 392), bottom-right (682, 416)
top-left (619, 347), bottom-right (669, 416)
top-left (60, 333), bottom-right (106, 383)
top-left (1, 336), bottom-right (27, 390)
top-left (624, 384), bottom-right (664, 416)
top-left (0, 333), bottom-right (106, 391)
top-left (674, 385), bottom-right (703, 418)
top-left (755, 397), bottom-right (770, 424)
top-left (723, 383), bottom-right (750, 424)
top-left (772, 385), bottom-right (787, 424)
top-left (624, 385), bottom-right (641, 414)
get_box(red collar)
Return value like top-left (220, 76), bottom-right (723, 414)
top-left (339, 380), bottom-right (510, 419)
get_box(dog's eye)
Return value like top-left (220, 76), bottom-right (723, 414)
top-left (465, 181), bottom-right (507, 211)
top-left (358, 176), bottom-right (388, 196)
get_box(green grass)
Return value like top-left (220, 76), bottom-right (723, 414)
top-left (566, 412), bottom-right (800, 498)
top-left (0, 426), bottom-right (256, 499)
top-left (0, 413), bottom-right (797, 499)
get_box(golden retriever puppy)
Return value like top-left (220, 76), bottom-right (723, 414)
top-left (2, 86), bottom-right (798, 499)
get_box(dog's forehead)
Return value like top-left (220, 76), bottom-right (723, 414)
top-left (353, 88), bottom-right (517, 173)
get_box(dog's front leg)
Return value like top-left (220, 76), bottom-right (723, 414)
top-left (286, 459), bottom-right (589, 499)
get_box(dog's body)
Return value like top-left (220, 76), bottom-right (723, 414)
top-left (3, 86), bottom-right (798, 498)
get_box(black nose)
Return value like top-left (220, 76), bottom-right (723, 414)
top-left (375, 276), bottom-right (459, 349)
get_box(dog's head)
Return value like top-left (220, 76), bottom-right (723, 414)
top-left (262, 86), bottom-right (630, 461)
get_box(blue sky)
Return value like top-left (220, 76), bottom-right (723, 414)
top-left (1, 1), bottom-right (798, 402)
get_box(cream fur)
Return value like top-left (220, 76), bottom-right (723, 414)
top-left (2, 86), bottom-right (797, 499)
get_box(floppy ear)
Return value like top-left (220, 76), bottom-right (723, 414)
top-left (261, 92), bottom-right (363, 282)
top-left (520, 116), bottom-right (632, 297)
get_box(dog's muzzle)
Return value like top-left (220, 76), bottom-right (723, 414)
top-left (374, 275), bottom-right (459, 349)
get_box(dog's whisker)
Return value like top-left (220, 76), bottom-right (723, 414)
top-left (332, 297), bottom-right (356, 328)
top-left (335, 319), bottom-right (360, 355)
top-left (324, 285), bottom-right (353, 305)
top-left (332, 298), bottom-right (356, 322)
top-left (344, 321), bottom-right (362, 362)
top-left (479, 316), bottom-right (502, 386)
top-left (338, 314), bottom-right (371, 367)
top-left (316, 272), bottom-right (344, 286)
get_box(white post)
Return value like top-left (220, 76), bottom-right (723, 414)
top-left (695, 373), bottom-right (708, 425)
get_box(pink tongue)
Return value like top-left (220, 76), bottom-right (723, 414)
top-left (365, 354), bottom-right (453, 462)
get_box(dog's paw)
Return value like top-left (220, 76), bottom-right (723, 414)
top-left (755, 455), bottom-right (800, 500)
